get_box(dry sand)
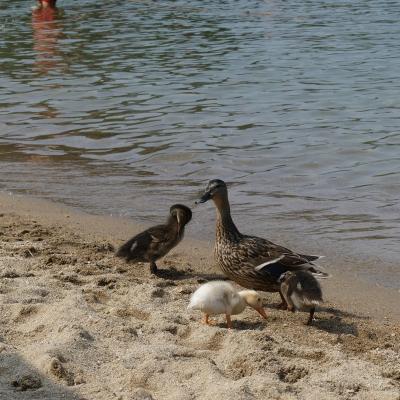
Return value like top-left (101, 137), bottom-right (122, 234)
top-left (0, 193), bottom-right (399, 400)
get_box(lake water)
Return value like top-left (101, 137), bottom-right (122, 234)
top-left (1, 0), bottom-right (399, 287)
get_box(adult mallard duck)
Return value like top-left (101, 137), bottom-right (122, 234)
top-left (196, 179), bottom-right (327, 307)
top-left (116, 204), bottom-right (192, 274)
top-left (188, 280), bottom-right (267, 328)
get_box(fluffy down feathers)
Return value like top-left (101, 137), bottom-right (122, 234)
top-left (280, 270), bottom-right (323, 310)
top-left (188, 281), bottom-right (241, 316)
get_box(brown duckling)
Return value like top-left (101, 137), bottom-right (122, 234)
top-left (116, 204), bottom-right (192, 274)
top-left (279, 270), bottom-right (323, 325)
top-left (196, 179), bottom-right (328, 308)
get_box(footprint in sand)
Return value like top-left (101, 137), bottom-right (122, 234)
top-left (277, 365), bottom-right (309, 383)
top-left (13, 305), bottom-right (39, 323)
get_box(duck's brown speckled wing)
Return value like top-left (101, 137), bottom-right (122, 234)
top-left (220, 235), bottom-right (324, 288)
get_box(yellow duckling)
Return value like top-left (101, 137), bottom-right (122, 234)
top-left (188, 281), bottom-right (267, 328)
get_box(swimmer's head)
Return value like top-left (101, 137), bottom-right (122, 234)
top-left (37, 0), bottom-right (57, 8)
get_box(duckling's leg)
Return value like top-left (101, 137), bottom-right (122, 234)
top-left (286, 297), bottom-right (296, 313)
top-left (149, 261), bottom-right (158, 274)
top-left (306, 307), bottom-right (315, 326)
top-left (278, 290), bottom-right (288, 310)
top-left (203, 314), bottom-right (215, 325)
top-left (225, 314), bottom-right (232, 329)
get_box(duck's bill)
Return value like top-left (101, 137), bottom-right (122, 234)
top-left (256, 307), bottom-right (268, 319)
top-left (195, 191), bottom-right (211, 204)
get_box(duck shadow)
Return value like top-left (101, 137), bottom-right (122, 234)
top-left (309, 304), bottom-right (369, 335)
top-left (269, 301), bottom-right (290, 311)
top-left (232, 319), bottom-right (267, 331)
top-left (155, 267), bottom-right (228, 282)
top-left (319, 306), bottom-right (370, 320)
top-left (268, 302), bottom-right (361, 336)
top-left (210, 318), bottom-right (266, 331)
top-left (312, 316), bottom-right (359, 336)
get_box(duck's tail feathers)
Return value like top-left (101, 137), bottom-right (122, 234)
top-left (307, 265), bottom-right (331, 279)
top-left (115, 246), bottom-right (128, 259)
top-left (300, 253), bottom-right (325, 262)
top-left (187, 300), bottom-right (204, 311)
top-left (115, 239), bottom-right (137, 260)
top-left (301, 294), bottom-right (323, 307)
top-left (292, 292), bottom-right (322, 309)
top-left (254, 255), bottom-right (285, 271)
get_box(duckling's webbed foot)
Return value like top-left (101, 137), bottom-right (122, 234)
top-left (149, 262), bottom-right (158, 275)
top-left (203, 314), bottom-right (216, 326)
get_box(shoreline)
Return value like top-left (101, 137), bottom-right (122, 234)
top-left (0, 191), bottom-right (399, 399)
top-left (1, 191), bottom-right (399, 323)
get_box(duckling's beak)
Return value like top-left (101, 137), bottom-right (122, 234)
top-left (195, 191), bottom-right (212, 204)
top-left (255, 307), bottom-right (268, 319)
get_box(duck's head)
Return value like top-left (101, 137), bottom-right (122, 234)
top-left (278, 271), bottom-right (295, 283)
top-left (196, 179), bottom-right (227, 204)
top-left (170, 204), bottom-right (192, 234)
top-left (238, 290), bottom-right (268, 319)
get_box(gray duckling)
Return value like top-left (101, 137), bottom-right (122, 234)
top-left (279, 270), bottom-right (323, 325)
top-left (116, 204), bottom-right (192, 274)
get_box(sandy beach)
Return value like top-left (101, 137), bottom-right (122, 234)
top-left (0, 193), bottom-right (399, 400)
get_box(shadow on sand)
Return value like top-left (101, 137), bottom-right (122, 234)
top-left (312, 316), bottom-right (359, 336)
top-left (155, 267), bottom-right (228, 282)
top-left (0, 344), bottom-right (80, 400)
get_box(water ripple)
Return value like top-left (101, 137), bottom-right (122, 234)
top-left (1, 0), bottom-right (400, 286)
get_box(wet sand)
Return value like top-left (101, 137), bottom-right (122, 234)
top-left (0, 192), bottom-right (399, 400)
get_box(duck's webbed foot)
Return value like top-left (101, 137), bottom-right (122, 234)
top-left (149, 262), bottom-right (158, 275)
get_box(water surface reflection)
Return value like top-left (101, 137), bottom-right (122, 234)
top-left (0, 0), bottom-right (399, 288)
